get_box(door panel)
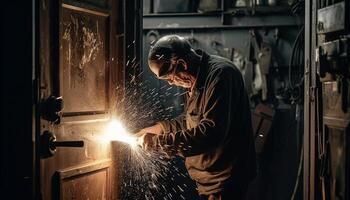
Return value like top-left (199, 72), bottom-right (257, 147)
top-left (58, 160), bottom-right (111, 200)
top-left (60, 4), bottom-right (109, 114)
top-left (39, 0), bottom-right (120, 199)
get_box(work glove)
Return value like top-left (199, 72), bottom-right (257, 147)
top-left (135, 132), bottom-right (158, 151)
top-left (134, 123), bottom-right (164, 150)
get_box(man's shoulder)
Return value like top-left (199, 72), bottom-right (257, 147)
top-left (207, 54), bottom-right (241, 77)
top-left (209, 54), bottom-right (231, 63)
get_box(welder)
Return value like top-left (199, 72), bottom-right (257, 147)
top-left (136, 35), bottom-right (257, 200)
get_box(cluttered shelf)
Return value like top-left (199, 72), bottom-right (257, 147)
top-left (228, 5), bottom-right (294, 14)
top-left (143, 5), bottom-right (294, 17)
top-left (143, 6), bottom-right (303, 30)
top-left (143, 12), bottom-right (222, 17)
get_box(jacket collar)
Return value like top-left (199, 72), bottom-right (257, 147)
top-left (192, 49), bottom-right (210, 93)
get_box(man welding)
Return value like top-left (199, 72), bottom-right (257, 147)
top-left (136, 35), bottom-right (257, 200)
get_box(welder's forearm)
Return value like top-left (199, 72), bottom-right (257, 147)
top-left (146, 123), bottom-right (164, 135)
top-left (158, 114), bottom-right (186, 134)
top-left (157, 119), bottom-right (225, 157)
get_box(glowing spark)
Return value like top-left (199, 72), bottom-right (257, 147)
top-left (103, 119), bottom-right (137, 147)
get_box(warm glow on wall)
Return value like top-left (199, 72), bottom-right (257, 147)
top-left (103, 119), bottom-right (137, 147)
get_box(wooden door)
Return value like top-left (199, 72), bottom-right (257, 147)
top-left (38, 0), bottom-right (126, 199)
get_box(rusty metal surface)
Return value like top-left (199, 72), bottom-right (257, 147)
top-left (59, 4), bottom-right (109, 115)
top-left (327, 128), bottom-right (347, 200)
top-left (316, 0), bottom-right (350, 197)
top-left (323, 81), bottom-right (350, 119)
top-left (317, 2), bottom-right (345, 34)
top-left (322, 81), bottom-right (350, 200)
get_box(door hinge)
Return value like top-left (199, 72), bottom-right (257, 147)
top-left (309, 86), bottom-right (317, 102)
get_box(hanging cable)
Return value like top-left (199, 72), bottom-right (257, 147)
top-left (289, 24), bottom-right (305, 200)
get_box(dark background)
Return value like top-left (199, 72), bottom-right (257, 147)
top-left (1, 0), bottom-right (35, 199)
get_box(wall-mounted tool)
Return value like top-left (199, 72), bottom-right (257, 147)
top-left (40, 131), bottom-right (84, 158)
top-left (230, 47), bottom-right (246, 75)
top-left (247, 30), bottom-right (262, 99)
top-left (317, 37), bottom-right (349, 78)
top-left (252, 103), bottom-right (275, 155)
top-left (317, 37), bottom-right (349, 112)
top-left (316, 1), bottom-right (349, 113)
top-left (250, 29), bottom-right (272, 101)
top-left (258, 42), bottom-right (272, 101)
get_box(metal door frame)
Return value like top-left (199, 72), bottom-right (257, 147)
top-left (304, 0), bottom-right (319, 199)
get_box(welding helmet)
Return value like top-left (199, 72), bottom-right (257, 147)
top-left (148, 35), bottom-right (192, 78)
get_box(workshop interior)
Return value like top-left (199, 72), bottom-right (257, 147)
top-left (1, 0), bottom-right (349, 199)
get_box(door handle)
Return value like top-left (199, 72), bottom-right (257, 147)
top-left (52, 140), bottom-right (84, 148)
top-left (40, 131), bottom-right (84, 158)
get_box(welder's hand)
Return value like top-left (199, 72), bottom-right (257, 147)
top-left (135, 132), bottom-right (157, 151)
top-left (136, 123), bottom-right (164, 136)
top-left (134, 124), bottom-right (163, 150)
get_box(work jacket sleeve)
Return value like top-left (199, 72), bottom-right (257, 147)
top-left (156, 67), bottom-right (242, 157)
top-left (158, 114), bottom-right (186, 134)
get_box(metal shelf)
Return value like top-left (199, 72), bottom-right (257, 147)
top-left (228, 5), bottom-right (294, 15)
top-left (143, 12), bottom-right (222, 17)
top-left (143, 12), bottom-right (303, 30)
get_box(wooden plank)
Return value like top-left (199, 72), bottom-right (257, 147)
top-left (57, 159), bottom-right (111, 179)
top-left (57, 160), bottom-right (112, 200)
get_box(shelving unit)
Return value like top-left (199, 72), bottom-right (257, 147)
top-left (143, 13), bottom-right (302, 30)
top-left (143, 5), bottom-right (303, 30)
